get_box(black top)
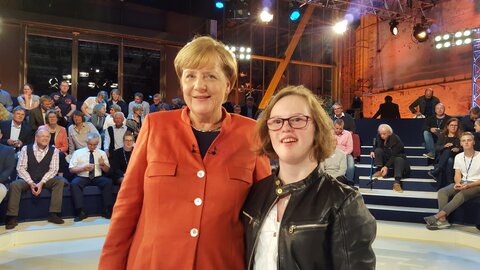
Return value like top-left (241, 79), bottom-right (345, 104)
top-left (110, 147), bottom-right (133, 179)
top-left (192, 128), bottom-right (220, 159)
top-left (107, 99), bottom-right (128, 117)
top-left (372, 102), bottom-right (401, 119)
top-left (332, 113), bottom-right (356, 133)
top-left (424, 115), bottom-right (451, 132)
top-left (49, 132), bottom-right (56, 146)
top-left (26, 144), bottom-right (55, 182)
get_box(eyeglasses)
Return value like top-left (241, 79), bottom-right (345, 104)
top-left (266, 115), bottom-right (311, 131)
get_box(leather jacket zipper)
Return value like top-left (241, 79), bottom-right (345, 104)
top-left (242, 211), bottom-right (257, 225)
top-left (247, 196), bottom-right (279, 269)
top-left (288, 223), bottom-right (328, 234)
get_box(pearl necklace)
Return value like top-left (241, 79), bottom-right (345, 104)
top-left (191, 125), bottom-right (221, 132)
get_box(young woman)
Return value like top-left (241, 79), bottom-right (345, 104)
top-left (243, 85), bottom-right (376, 269)
top-left (18, 83), bottom-right (40, 111)
top-left (428, 118), bottom-right (462, 185)
top-left (106, 89), bottom-right (128, 116)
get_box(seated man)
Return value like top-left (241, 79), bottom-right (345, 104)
top-left (460, 106), bottom-right (480, 133)
top-left (0, 106), bottom-right (34, 151)
top-left (0, 132), bottom-right (16, 204)
top-left (331, 103), bottom-right (356, 132)
top-left (424, 132), bottom-right (480, 230)
top-left (334, 119), bottom-right (355, 183)
top-left (29, 95), bottom-right (53, 131)
top-left (109, 132), bottom-right (134, 185)
top-left (5, 128), bottom-right (65, 229)
top-left (408, 88), bottom-right (440, 118)
top-left (69, 132), bottom-right (112, 222)
top-left (423, 103), bottom-right (450, 159)
top-left (103, 112), bottom-right (133, 157)
top-left (371, 124), bottom-right (410, 193)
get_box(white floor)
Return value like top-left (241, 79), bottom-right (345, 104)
top-left (0, 222), bottom-right (479, 269)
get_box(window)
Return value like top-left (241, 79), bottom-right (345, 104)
top-left (123, 46), bottom-right (161, 103)
top-left (27, 35), bottom-right (72, 97)
top-left (77, 41), bottom-right (119, 103)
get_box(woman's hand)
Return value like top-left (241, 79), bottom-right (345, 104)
top-left (444, 142), bottom-right (453, 148)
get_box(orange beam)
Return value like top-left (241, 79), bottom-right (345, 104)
top-left (258, 4), bottom-right (316, 109)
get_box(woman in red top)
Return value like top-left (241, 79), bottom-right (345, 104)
top-left (99, 36), bottom-right (271, 269)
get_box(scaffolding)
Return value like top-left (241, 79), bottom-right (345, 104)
top-left (472, 29), bottom-right (480, 108)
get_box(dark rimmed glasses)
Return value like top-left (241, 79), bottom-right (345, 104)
top-left (266, 115), bottom-right (311, 131)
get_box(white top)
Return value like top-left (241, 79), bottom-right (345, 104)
top-left (103, 114), bottom-right (126, 130)
top-left (69, 147), bottom-right (110, 178)
top-left (254, 204), bottom-right (280, 270)
top-left (10, 121), bottom-right (21, 141)
top-left (83, 96), bottom-right (105, 115)
top-left (453, 151), bottom-right (480, 182)
top-left (103, 125), bottom-right (129, 151)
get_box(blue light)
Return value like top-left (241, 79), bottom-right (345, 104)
top-left (215, 1), bottom-right (224, 9)
top-left (290, 10), bottom-right (301, 21)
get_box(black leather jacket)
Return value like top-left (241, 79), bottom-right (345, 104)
top-left (242, 167), bottom-right (376, 270)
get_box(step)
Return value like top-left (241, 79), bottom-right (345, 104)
top-left (355, 164), bottom-right (433, 178)
top-left (359, 188), bottom-right (438, 208)
top-left (361, 145), bottom-right (426, 156)
top-left (358, 176), bottom-right (438, 192)
top-left (366, 204), bottom-right (437, 223)
top-left (359, 154), bottom-right (429, 166)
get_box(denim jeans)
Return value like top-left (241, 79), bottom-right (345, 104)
top-left (423, 130), bottom-right (436, 154)
top-left (346, 154), bottom-right (355, 183)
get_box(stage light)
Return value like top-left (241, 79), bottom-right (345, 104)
top-left (333, 19), bottom-right (348, 34)
top-left (239, 47), bottom-right (245, 52)
top-left (413, 23), bottom-right (429, 42)
top-left (226, 45), bottom-right (252, 61)
top-left (464, 30), bottom-right (472, 36)
top-left (290, 9), bottom-right (301, 21)
top-left (455, 31), bottom-right (462, 38)
top-left (435, 43), bottom-right (443, 49)
top-left (465, 38), bottom-right (472, 44)
top-left (239, 54), bottom-right (245, 60)
top-left (389, 19), bottom-right (399, 36)
top-left (444, 41), bottom-right (451, 48)
top-left (246, 48), bottom-right (251, 53)
top-left (434, 35), bottom-right (442, 42)
top-left (215, 1), bottom-right (224, 9)
top-left (455, 39), bottom-right (463, 46)
top-left (259, 8), bottom-right (273, 23)
top-left (442, 34), bottom-right (450, 40)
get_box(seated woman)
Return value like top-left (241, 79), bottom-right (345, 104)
top-left (89, 103), bottom-right (107, 133)
top-left (17, 83), bottom-right (40, 111)
top-left (322, 130), bottom-right (350, 185)
top-left (39, 109), bottom-right (69, 178)
top-left (428, 118), bottom-right (462, 187)
top-left (126, 103), bottom-right (144, 139)
top-left (243, 85), bottom-right (376, 269)
top-left (424, 132), bottom-right (480, 230)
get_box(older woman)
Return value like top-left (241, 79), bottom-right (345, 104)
top-left (68, 110), bottom-right (100, 155)
top-left (89, 103), bottom-right (107, 133)
top-left (39, 109), bottom-right (68, 154)
top-left (81, 91), bottom-right (108, 118)
top-left (18, 83), bottom-right (40, 111)
top-left (99, 36), bottom-right (271, 269)
top-left (243, 86), bottom-right (376, 269)
top-left (125, 103), bottom-right (144, 139)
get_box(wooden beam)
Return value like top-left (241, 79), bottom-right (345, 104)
top-left (258, 4), bottom-right (316, 109)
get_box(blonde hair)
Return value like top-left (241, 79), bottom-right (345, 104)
top-left (174, 36), bottom-right (237, 101)
top-left (256, 85), bottom-right (335, 162)
top-left (0, 103), bottom-right (10, 121)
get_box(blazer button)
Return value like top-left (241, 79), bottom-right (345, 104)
top-left (197, 170), bottom-right (205, 178)
top-left (190, 228), bottom-right (199, 237)
top-left (194, 198), bottom-right (202, 206)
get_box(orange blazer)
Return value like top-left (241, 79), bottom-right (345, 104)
top-left (38, 124), bottom-right (68, 153)
top-left (99, 108), bottom-right (271, 270)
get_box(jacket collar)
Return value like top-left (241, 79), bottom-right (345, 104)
top-left (273, 165), bottom-right (323, 196)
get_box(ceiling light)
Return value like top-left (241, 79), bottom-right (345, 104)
top-left (389, 19), bottom-right (399, 36)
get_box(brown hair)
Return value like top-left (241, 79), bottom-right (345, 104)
top-left (443, 118), bottom-right (461, 137)
top-left (174, 36), bottom-right (237, 101)
top-left (256, 85), bottom-right (335, 162)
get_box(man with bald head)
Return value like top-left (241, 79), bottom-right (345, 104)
top-left (370, 124), bottom-right (410, 193)
top-left (5, 128), bottom-right (65, 229)
top-left (423, 103), bottom-right (451, 159)
top-left (409, 88), bottom-right (440, 118)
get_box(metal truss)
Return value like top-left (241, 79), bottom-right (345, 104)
top-left (296, 0), bottom-right (438, 21)
top-left (472, 29), bottom-right (480, 108)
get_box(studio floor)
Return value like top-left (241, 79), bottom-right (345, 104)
top-left (0, 219), bottom-right (479, 270)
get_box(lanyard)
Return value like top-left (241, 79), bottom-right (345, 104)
top-left (463, 153), bottom-right (475, 180)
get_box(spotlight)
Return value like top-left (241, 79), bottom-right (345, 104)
top-left (464, 30), bottom-right (472, 36)
top-left (333, 19), bottom-right (348, 34)
top-left (259, 8), bottom-right (273, 23)
top-left (290, 9), bottom-right (301, 21)
top-left (455, 31), bottom-right (462, 38)
top-left (465, 38), bottom-right (472, 44)
top-left (413, 23), bottom-right (429, 42)
top-left (389, 19), bottom-right (399, 36)
top-left (215, 1), bottom-right (224, 9)
top-left (435, 43), bottom-right (443, 49)
top-left (444, 41), bottom-right (451, 48)
top-left (455, 39), bottom-right (463, 46)
top-left (434, 36), bottom-right (442, 42)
